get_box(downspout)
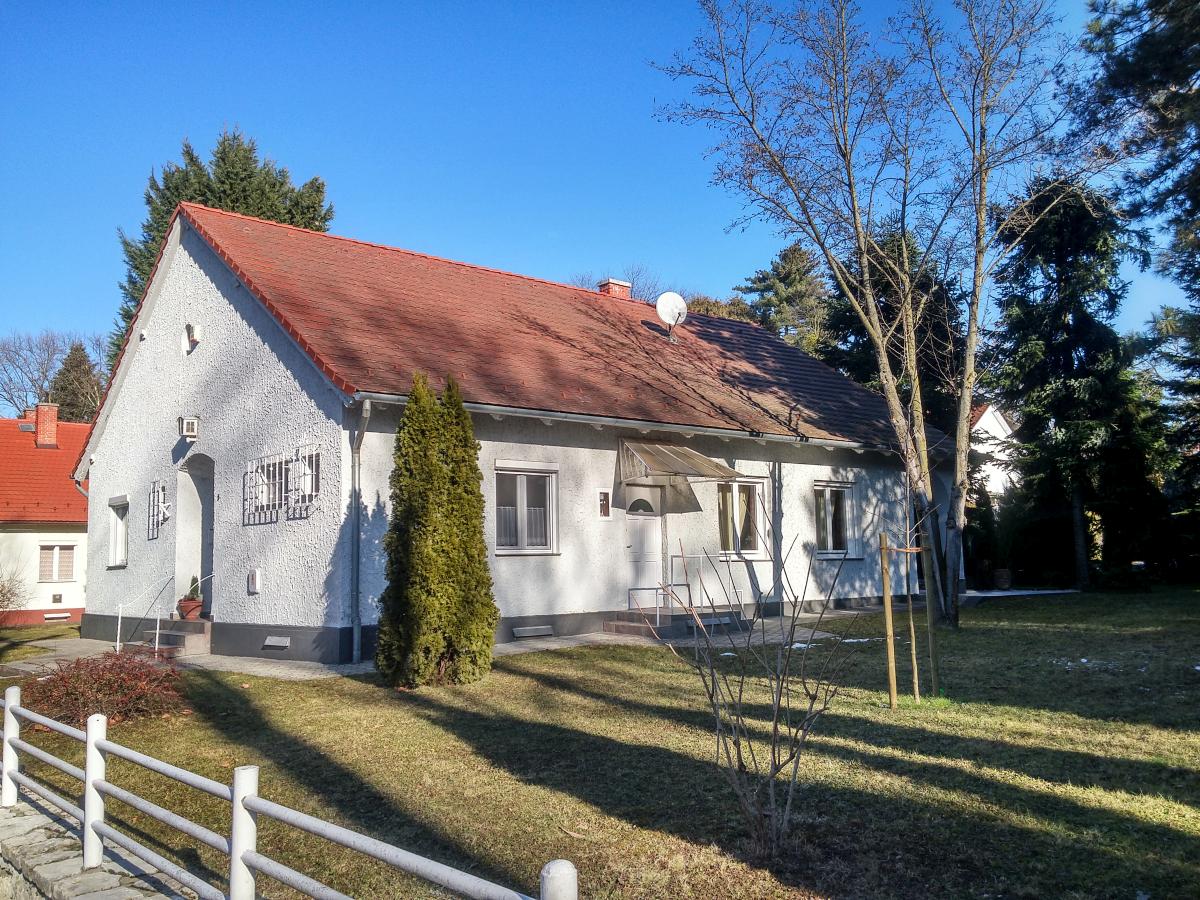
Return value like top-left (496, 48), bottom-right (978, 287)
top-left (74, 479), bottom-right (88, 498)
top-left (350, 399), bottom-right (372, 663)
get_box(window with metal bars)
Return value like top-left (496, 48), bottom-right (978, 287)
top-left (147, 481), bottom-right (167, 540)
top-left (243, 446), bottom-right (320, 525)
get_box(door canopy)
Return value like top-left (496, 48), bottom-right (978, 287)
top-left (619, 440), bottom-right (740, 485)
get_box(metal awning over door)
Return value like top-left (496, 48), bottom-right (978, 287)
top-left (619, 440), bottom-right (741, 483)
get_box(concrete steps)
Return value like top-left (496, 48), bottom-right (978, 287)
top-left (126, 618), bottom-right (211, 659)
top-left (603, 606), bottom-right (749, 639)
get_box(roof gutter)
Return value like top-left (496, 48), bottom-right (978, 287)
top-left (350, 391), bottom-right (881, 453)
top-left (73, 478), bottom-right (88, 499)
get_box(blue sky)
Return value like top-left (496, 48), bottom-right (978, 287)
top-left (0, 1), bottom-right (1185, 340)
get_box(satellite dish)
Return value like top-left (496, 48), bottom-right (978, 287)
top-left (655, 292), bottom-right (688, 340)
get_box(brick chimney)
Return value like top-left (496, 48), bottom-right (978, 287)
top-left (21, 407), bottom-right (34, 421)
top-left (34, 402), bottom-right (58, 449)
top-left (597, 278), bottom-right (632, 300)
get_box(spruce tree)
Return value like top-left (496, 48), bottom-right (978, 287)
top-left (735, 243), bottom-right (831, 353)
top-left (439, 378), bottom-right (498, 682)
top-left (376, 374), bottom-right (454, 687)
top-left (48, 341), bottom-right (102, 422)
top-left (110, 130), bottom-right (333, 369)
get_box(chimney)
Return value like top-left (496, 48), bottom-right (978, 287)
top-left (34, 403), bottom-right (58, 449)
top-left (597, 278), bottom-right (632, 301)
top-left (21, 407), bottom-right (34, 421)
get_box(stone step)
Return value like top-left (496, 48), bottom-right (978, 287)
top-left (123, 642), bottom-right (183, 661)
top-left (602, 620), bottom-right (663, 637)
top-left (139, 626), bottom-right (210, 656)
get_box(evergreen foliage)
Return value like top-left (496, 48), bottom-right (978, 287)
top-left (376, 374), bottom-right (497, 688)
top-left (109, 130), bottom-right (333, 369)
top-left (48, 341), bottom-right (102, 422)
top-left (990, 180), bottom-right (1169, 584)
top-left (733, 244), bottom-right (831, 353)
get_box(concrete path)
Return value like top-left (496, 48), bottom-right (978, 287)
top-left (0, 795), bottom-right (188, 898)
top-left (175, 653), bottom-right (375, 681)
top-left (2, 637), bottom-right (112, 676)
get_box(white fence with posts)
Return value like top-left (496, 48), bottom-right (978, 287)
top-left (0, 685), bottom-right (577, 900)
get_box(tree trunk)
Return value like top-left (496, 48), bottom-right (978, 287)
top-left (1071, 481), bottom-right (1091, 589)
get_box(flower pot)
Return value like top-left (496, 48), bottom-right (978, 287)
top-left (177, 597), bottom-right (203, 620)
top-left (993, 568), bottom-right (1013, 590)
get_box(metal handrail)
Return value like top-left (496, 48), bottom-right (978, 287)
top-left (0, 685), bottom-right (577, 900)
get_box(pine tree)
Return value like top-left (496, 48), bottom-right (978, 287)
top-left (48, 342), bottom-right (102, 422)
top-left (109, 130), bottom-right (333, 369)
top-left (376, 375), bottom-right (454, 687)
top-left (735, 244), bottom-right (831, 353)
top-left (440, 378), bottom-right (498, 682)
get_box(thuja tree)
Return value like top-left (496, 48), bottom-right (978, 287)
top-left (376, 374), bottom-right (497, 687)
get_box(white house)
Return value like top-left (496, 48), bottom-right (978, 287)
top-left (0, 405), bottom-right (88, 625)
top-left (74, 203), bottom-right (942, 662)
top-left (971, 403), bottom-right (1017, 498)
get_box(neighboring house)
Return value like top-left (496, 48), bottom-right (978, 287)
top-left (75, 202), bottom-right (947, 663)
top-left (971, 403), bottom-right (1017, 498)
top-left (0, 405), bottom-right (89, 625)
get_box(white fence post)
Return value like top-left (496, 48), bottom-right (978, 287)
top-left (540, 859), bottom-right (578, 900)
top-left (2, 685), bottom-right (19, 808)
top-left (83, 713), bottom-right (107, 868)
top-left (228, 765), bottom-right (258, 900)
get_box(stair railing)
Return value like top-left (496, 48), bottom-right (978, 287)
top-left (153, 572), bottom-right (216, 659)
top-left (115, 574), bottom-right (175, 653)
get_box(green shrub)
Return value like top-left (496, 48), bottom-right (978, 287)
top-left (376, 374), bottom-right (497, 687)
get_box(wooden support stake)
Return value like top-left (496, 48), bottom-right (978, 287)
top-left (880, 533), bottom-right (898, 710)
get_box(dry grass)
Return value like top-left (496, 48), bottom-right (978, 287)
top-left (17, 589), bottom-right (1200, 898)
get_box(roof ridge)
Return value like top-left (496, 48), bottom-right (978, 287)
top-left (178, 202), bottom-right (653, 311)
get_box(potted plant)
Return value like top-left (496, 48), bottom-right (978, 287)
top-left (177, 576), bottom-right (203, 620)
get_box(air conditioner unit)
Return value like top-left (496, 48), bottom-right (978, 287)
top-left (179, 416), bottom-right (200, 442)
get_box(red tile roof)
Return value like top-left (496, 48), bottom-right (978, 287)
top-left (0, 419), bottom-right (89, 524)
top-left (171, 203), bottom-right (898, 446)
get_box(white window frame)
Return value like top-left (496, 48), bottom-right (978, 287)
top-left (494, 463), bottom-right (558, 555)
top-left (38, 544), bottom-right (76, 583)
top-left (108, 496), bottom-right (129, 568)
top-left (717, 478), bottom-right (767, 559)
top-left (814, 481), bottom-right (860, 559)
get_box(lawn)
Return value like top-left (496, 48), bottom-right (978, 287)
top-left (0, 622), bottom-right (79, 663)
top-left (18, 589), bottom-right (1200, 898)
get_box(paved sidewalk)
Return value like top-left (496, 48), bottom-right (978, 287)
top-left (2, 637), bottom-right (112, 676)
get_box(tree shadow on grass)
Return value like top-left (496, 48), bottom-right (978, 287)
top-left (397, 688), bottom-right (1200, 898)
top-left (181, 670), bottom-right (533, 895)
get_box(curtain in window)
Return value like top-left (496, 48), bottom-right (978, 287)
top-left (738, 484), bottom-right (758, 551)
top-left (718, 484), bottom-right (734, 551)
top-left (830, 489), bottom-right (847, 551)
top-left (59, 546), bottom-right (74, 581)
top-left (39, 547), bottom-right (54, 582)
top-left (496, 474), bottom-right (519, 547)
top-left (525, 475), bottom-right (549, 547)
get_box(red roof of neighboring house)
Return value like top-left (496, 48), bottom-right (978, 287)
top-left (172, 204), bottom-right (900, 448)
top-left (0, 419), bottom-right (89, 524)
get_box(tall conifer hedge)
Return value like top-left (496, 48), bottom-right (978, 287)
top-left (376, 374), bottom-right (498, 687)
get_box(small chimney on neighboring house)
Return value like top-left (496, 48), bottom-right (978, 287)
top-left (34, 402), bottom-right (59, 449)
top-left (597, 278), bottom-right (632, 301)
top-left (22, 407), bottom-right (34, 421)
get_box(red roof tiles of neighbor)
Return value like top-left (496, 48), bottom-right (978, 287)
top-left (0, 419), bottom-right (89, 524)
top-left (162, 203), bottom-right (902, 446)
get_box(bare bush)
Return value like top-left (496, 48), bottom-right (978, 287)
top-left (637, 537), bottom-right (856, 859)
top-left (0, 562), bottom-right (31, 611)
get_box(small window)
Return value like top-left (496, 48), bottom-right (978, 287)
top-left (717, 481), bottom-right (763, 555)
top-left (496, 470), bottom-right (556, 553)
top-left (108, 499), bottom-right (129, 567)
top-left (815, 484), bottom-right (852, 555)
top-left (38, 545), bottom-right (74, 582)
top-left (597, 490), bottom-right (612, 519)
top-left (628, 498), bottom-right (655, 514)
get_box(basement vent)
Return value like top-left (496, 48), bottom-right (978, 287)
top-left (512, 625), bottom-right (554, 639)
top-left (263, 636), bottom-right (291, 651)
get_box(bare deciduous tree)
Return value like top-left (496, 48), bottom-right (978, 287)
top-left (570, 262), bottom-right (683, 302)
top-left (662, 0), bottom-right (1106, 623)
top-left (0, 330), bottom-right (106, 418)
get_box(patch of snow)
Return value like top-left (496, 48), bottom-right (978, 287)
top-left (720, 652), bottom-right (737, 657)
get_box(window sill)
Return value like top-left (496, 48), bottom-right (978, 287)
top-left (37, 580), bottom-right (75, 584)
top-left (495, 549), bottom-right (560, 557)
top-left (106, 563), bottom-right (128, 570)
top-left (718, 551), bottom-right (769, 563)
top-left (815, 551), bottom-right (863, 561)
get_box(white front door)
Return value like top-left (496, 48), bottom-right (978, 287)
top-left (626, 488), bottom-right (663, 605)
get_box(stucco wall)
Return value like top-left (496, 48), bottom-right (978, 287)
top-left (0, 524), bottom-right (87, 613)
top-left (355, 410), bottom-right (915, 625)
top-left (82, 222), bottom-right (349, 629)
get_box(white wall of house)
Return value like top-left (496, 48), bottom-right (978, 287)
top-left (356, 410), bottom-right (916, 629)
top-left (82, 221), bottom-right (349, 630)
top-left (974, 405), bottom-right (1016, 498)
top-left (0, 525), bottom-right (87, 617)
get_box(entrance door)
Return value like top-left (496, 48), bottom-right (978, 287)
top-left (175, 454), bottom-right (215, 617)
top-left (625, 487), bottom-right (663, 606)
